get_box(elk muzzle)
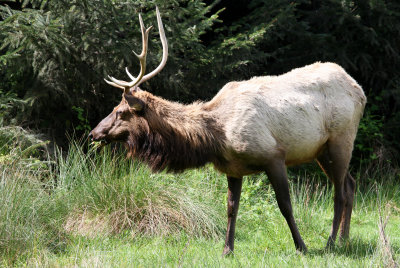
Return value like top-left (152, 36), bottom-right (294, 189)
top-left (89, 112), bottom-right (115, 143)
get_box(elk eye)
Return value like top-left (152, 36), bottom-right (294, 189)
top-left (116, 110), bottom-right (122, 118)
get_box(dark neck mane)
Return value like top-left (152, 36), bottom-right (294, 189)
top-left (127, 93), bottom-right (225, 173)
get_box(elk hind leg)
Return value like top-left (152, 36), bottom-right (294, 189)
top-left (317, 137), bottom-right (354, 249)
top-left (339, 172), bottom-right (356, 240)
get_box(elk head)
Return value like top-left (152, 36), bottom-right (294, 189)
top-left (89, 7), bottom-right (168, 145)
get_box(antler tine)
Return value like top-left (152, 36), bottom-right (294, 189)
top-left (104, 78), bottom-right (125, 90)
top-left (137, 6), bottom-right (168, 87)
top-left (125, 67), bottom-right (136, 81)
top-left (104, 11), bottom-right (153, 93)
top-left (107, 75), bottom-right (130, 86)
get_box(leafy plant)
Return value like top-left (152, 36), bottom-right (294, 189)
top-left (71, 106), bottom-right (91, 132)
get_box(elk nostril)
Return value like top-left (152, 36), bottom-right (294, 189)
top-left (88, 132), bottom-right (93, 140)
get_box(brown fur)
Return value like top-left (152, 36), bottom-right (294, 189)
top-left (119, 91), bottom-right (225, 172)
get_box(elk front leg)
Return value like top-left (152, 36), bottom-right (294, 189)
top-left (222, 176), bottom-right (243, 256)
top-left (265, 160), bottom-right (307, 253)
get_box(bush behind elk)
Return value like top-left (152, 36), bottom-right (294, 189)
top-left (89, 7), bottom-right (366, 255)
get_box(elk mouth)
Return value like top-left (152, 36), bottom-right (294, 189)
top-left (90, 139), bottom-right (109, 148)
top-left (89, 131), bottom-right (111, 148)
top-left (98, 139), bottom-right (110, 146)
top-left (89, 132), bottom-right (130, 148)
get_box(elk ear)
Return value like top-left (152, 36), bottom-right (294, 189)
top-left (130, 86), bottom-right (142, 94)
top-left (124, 93), bottom-right (144, 111)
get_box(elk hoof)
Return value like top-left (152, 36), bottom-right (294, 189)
top-left (222, 247), bottom-right (234, 257)
top-left (339, 232), bottom-right (350, 243)
top-left (325, 238), bottom-right (335, 251)
top-left (296, 243), bottom-right (308, 254)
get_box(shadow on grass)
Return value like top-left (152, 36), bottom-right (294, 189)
top-left (307, 236), bottom-right (389, 259)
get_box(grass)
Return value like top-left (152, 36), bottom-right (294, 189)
top-left (57, 143), bottom-right (225, 239)
top-left (1, 131), bottom-right (400, 267)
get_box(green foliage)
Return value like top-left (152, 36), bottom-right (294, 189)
top-left (71, 106), bottom-right (91, 132)
top-left (240, 175), bottom-right (276, 222)
top-left (0, 125), bottom-right (48, 165)
top-left (1, 0), bottom-right (400, 166)
top-left (0, 89), bottom-right (29, 125)
top-left (355, 111), bottom-right (384, 163)
top-left (207, 0), bottom-right (301, 79)
top-left (0, 0), bottom-right (220, 143)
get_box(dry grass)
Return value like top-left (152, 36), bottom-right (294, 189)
top-left (64, 184), bottom-right (224, 238)
top-left (378, 202), bottom-right (399, 268)
top-left (64, 209), bottom-right (112, 237)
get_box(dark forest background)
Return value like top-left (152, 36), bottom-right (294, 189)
top-left (1, 0), bottom-right (399, 169)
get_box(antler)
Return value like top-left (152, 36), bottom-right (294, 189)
top-left (137, 7), bottom-right (168, 87)
top-left (105, 7), bottom-right (168, 93)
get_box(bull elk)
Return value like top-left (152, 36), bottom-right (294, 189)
top-left (89, 7), bottom-right (367, 255)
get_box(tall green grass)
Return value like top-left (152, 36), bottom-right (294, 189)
top-left (57, 143), bottom-right (225, 238)
top-left (1, 128), bottom-right (399, 266)
top-left (0, 135), bottom-right (226, 265)
top-left (0, 126), bottom-right (67, 265)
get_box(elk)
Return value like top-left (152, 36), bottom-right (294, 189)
top-left (89, 7), bottom-right (367, 255)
